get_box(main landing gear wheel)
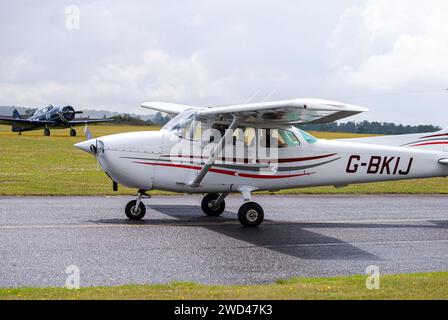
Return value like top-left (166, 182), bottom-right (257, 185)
top-left (70, 128), bottom-right (77, 137)
top-left (238, 202), bottom-right (264, 228)
top-left (44, 128), bottom-right (50, 136)
top-left (125, 200), bottom-right (146, 220)
top-left (201, 193), bottom-right (226, 217)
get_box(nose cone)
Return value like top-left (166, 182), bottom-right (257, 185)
top-left (74, 139), bottom-right (96, 154)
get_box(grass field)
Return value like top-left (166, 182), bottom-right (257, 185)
top-left (1, 272), bottom-right (447, 300)
top-left (1, 124), bottom-right (448, 195)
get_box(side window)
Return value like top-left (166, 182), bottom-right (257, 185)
top-left (182, 117), bottom-right (203, 141)
top-left (259, 129), bottom-right (300, 148)
top-left (244, 127), bottom-right (256, 147)
top-left (212, 123), bottom-right (229, 138)
top-left (279, 130), bottom-right (300, 147)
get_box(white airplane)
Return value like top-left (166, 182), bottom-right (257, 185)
top-left (74, 99), bottom-right (448, 227)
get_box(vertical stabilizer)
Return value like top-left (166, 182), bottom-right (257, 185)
top-left (13, 109), bottom-right (21, 119)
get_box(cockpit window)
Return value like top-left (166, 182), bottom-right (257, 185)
top-left (258, 129), bottom-right (300, 148)
top-left (279, 130), bottom-right (301, 147)
top-left (296, 128), bottom-right (318, 144)
top-left (162, 110), bottom-right (201, 140)
top-left (34, 105), bottom-right (54, 116)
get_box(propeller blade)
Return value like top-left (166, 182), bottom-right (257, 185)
top-left (84, 124), bottom-right (93, 140)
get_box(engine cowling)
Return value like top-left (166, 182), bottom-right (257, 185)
top-left (62, 106), bottom-right (76, 121)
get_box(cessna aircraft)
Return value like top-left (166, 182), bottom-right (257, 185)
top-left (75, 98), bottom-right (448, 227)
top-left (0, 105), bottom-right (112, 136)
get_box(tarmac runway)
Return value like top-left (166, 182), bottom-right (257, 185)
top-left (1, 195), bottom-right (448, 288)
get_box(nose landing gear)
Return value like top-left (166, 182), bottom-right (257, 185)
top-left (125, 190), bottom-right (150, 220)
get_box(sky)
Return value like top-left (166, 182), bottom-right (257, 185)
top-left (1, 0), bottom-right (448, 126)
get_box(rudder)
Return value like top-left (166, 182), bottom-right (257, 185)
top-left (13, 109), bottom-right (21, 119)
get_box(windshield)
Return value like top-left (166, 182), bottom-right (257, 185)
top-left (295, 128), bottom-right (318, 144)
top-left (162, 110), bottom-right (198, 139)
top-left (34, 105), bottom-right (54, 117)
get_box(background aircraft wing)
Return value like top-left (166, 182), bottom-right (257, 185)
top-left (141, 102), bottom-right (201, 116)
top-left (195, 98), bottom-right (368, 125)
top-left (0, 117), bottom-right (52, 125)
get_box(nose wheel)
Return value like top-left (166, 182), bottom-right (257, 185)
top-left (125, 191), bottom-right (150, 220)
top-left (70, 128), bottom-right (77, 137)
top-left (125, 200), bottom-right (146, 220)
top-left (44, 128), bottom-right (50, 136)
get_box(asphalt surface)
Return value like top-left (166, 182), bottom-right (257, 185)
top-left (1, 195), bottom-right (448, 288)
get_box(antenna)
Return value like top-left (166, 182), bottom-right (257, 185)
top-left (244, 91), bottom-right (260, 104)
top-left (261, 90), bottom-right (277, 102)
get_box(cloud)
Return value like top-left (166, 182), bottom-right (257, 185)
top-left (1, 1), bottom-right (447, 126)
top-left (331, 0), bottom-right (448, 90)
top-left (0, 49), bottom-right (217, 108)
top-left (0, 1), bottom-right (355, 112)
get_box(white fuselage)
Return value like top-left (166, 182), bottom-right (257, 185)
top-left (75, 127), bottom-right (448, 194)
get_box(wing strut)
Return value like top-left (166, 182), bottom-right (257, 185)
top-left (189, 116), bottom-right (241, 188)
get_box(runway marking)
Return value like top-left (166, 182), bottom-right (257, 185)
top-left (0, 221), bottom-right (239, 229)
top-left (289, 218), bottom-right (448, 224)
top-left (0, 220), bottom-right (448, 251)
top-left (239, 239), bottom-right (448, 250)
top-left (1, 222), bottom-right (447, 249)
top-left (0, 218), bottom-right (446, 230)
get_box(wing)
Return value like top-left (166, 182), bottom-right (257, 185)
top-left (0, 117), bottom-right (51, 125)
top-left (141, 102), bottom-right (200, 116)
top-left (68, 119), bottom-right (114, 126)
top-left (196, 98), bottom-right (368, 125)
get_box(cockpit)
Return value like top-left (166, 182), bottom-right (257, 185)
top-left (162, 110), bottom-right (318, 148)
top-left (162, 109), bottom-right (196, 137)
top-left (34, 105), bottom-right (55, 117)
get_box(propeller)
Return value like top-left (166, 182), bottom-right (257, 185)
top-left (75, 124), bottom-right (102, 170)
top-left (84, 123), bottom-right (93, 140)
top-left (60, 106), bottom-right (77, 121)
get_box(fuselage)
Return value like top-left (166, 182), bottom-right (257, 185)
top-left (75, 127), bottom-right (448, 194)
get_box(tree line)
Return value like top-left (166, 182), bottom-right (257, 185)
top-left (299, 121), bottom-right (441, 135)
top-left (111, 112), bottom-right (171, 126)
top-left (112, 114), bottom-right (442, 135)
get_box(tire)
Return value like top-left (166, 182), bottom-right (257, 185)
top-left (125, 200), bottom-right (146, 220)
top-left (238, 202), bottom-right (264, 227)
top-left (201, 193), bottom-right (225, 217)
top-left (70, 129), bottom-right (77, 137)
top-left (44, 128), bottom-right (50, 136)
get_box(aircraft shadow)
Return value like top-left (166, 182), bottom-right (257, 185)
top-left (90, 204), bottom-right (415, 261)
top-left (92, 205), bottom-right (236, 225)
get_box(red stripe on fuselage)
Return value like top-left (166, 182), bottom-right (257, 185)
top-left (161, 153), bottom-right (337, 164)
top-left (410, 141), bottom-right (448, 147)
top-left (133, 162), bottom-right (313, 179)
top-left (420, 133), bottom-right (448, 139)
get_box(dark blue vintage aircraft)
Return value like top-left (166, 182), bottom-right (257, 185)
top-left (0, 105), bottom-right (113, 136)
